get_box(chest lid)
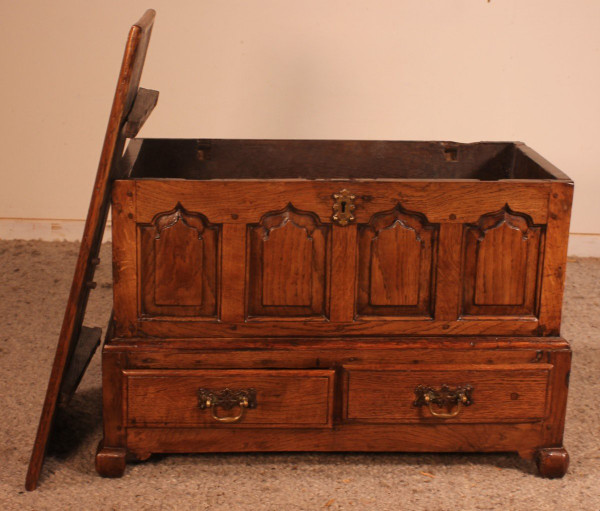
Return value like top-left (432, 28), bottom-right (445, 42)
top-left (26, 10), bottom-right (158, 491)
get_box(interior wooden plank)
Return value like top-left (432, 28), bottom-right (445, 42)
top-left (130, 139), bottom-right (523, 180)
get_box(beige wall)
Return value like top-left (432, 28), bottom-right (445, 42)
top-left (1, 0), bottom-right (599, 235)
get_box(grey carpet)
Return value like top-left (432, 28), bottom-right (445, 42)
top-left (0, 240), bottom-right (598, 510)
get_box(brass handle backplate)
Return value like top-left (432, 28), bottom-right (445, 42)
top-left (197, 388), bottom-right (257, 423)
top-left (413, 384), bottom-right (473, 419)
top-left (332, 189), bottom-right (356, 226)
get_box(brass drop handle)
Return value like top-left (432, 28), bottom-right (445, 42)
top-left (414, 384), bottom-right (473, 419)
top-left (208, 396), bottom-right (248, 423)
top-left (198, 388), bottom-right (257, 424)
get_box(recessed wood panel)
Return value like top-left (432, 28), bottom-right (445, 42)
top-left (473, 222), bottom-right (527, 306)
top-left (262, 221), bottom-right (313, 306)
top-left (357, 205), bottom-right (437, 317)
top-left (462, 206), bottom-right (543, 317)
top-left (370, 226), bottom-right (421, 306)
top-left (247, 204), bottom-right (330, 318)
top-left (154, 219), bottom-right (204, 306)
top-left (139, 203), bottom-right (220, 318)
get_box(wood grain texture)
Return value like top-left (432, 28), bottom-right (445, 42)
top-left (261, 220), bottom-right (312, 306)
top-left (100, 338), bottom-right (571, 477)
top-left (538, 182), bottom-right (574, 335)
top-left (154, 219), bottom-right (204, 306)
top-left (474, 222), bottom-right (528, 305)
top-left (125, 369), bottom-right (334, 428)
top-left (121, 87), bottom-right (159, 138)
top-left (220, 224), bottom-right (246, 322)
top-left (247, 205), bottom-right (329, 318)
top-left (462, 206), bottom-right (542, 317)
top-left (122, 347), bottom-right (560, 371)
top-left (133, 180), bottom-right (552, 225)
top-left (106, 136), bottom-right (572, 478)
top-left (139, 204), bottom-right (220, 317)
top-left (357, 205), bottom-right (437, 317)
top-left (108, 336), bottom-right (570, 352)
top-left (542, 349), bottom-right (571, 446)
top-left (133, 317), bottom-right (541, 337)
top-left (125, 423), bottom-right (544, 454)
top-left (112, 180), bottom-right (137, 336)
top-left (370, 226), bottom-right (420, 305)
top-left (30, 5), bottom-right (574, 484)
top-left (344, 364), bottom-right (550, 423)
top-left (101, 351), bottom-right (127, 449)
top-left (329, 224), bottom-right (357, 322)
top-left (106, 174), bottom-right (573, 338)
top-left (434, 223), bottom-right (463, 321)
top-left (26, 9), bottom-right (156, 491)
top-left (110, 177), bottom-right (570, 337)
top-left (128, 139), bottom-right (522, 180)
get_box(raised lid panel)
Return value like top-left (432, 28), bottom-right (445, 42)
top-left (125, 369), bottom-right (334, 428)
top-left (344, 364), bottom-right (551, 423)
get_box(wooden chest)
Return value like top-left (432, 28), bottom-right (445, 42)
top-left (24, 11), bottom-right (571, 490)
top-left (98, 138), bottom-right (573, 478)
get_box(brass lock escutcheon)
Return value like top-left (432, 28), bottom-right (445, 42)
top-left (332, 189), bottom-right (356, 226)
top-left (413, 384), bottom-right (473, 419)
top-left (197, 388), bottom-right (257, 423)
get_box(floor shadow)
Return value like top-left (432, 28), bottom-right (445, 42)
top-left (47, 386), bottom-right (103, 459)
top-left (137, 450), bottom-right (537, 476)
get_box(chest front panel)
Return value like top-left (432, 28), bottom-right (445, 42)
top-left (111, 179), bottom-right (567, 338)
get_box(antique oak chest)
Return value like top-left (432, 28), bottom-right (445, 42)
top-left (100, 136), bottom-right (573, 479)
top-left (27, 11), bottom-right (573, 489)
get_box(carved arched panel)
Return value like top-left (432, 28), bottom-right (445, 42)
top-left (462, 206), bottom-right (543, 317)
top-left (139, 203), bottom-right (220, 318)
top-left (357, 205), bottom-right (438, 318)
top-left (247, 204), bottom-right (330, 318)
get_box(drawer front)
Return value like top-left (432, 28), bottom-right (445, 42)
top-left (344, 364), bottom-right (551, 423)
top-left (125, 369), bottom-right (334, 428)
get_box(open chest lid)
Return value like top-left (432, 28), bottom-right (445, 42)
top-left (26, 10), bottom-right (159, 490)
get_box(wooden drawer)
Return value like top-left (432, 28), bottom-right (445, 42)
top-left (125, 369), bottom-right (335, 428)
top-left (343, 364), bottom-right (551, 423)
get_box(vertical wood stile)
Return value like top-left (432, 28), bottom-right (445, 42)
top-left (220, 223), bottom-right (247, 322)
top-left (112, 181), bottom-right (138, 337)
top-left (538, 182), bottom-right (574, 334)
top-left (542, 350), bottom-right (572, 446)
top-left (330, 224), bottom-right (357, 322)
top-left (434, 223), bottom-right (463, 321)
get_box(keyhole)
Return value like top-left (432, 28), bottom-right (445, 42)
top-left (341, 201), bottom-right (346, 213)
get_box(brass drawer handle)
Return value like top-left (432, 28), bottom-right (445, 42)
top-left (197, 388), bottom-right (257, 423)
top-left (414, 384), bottom-right (473, 419)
